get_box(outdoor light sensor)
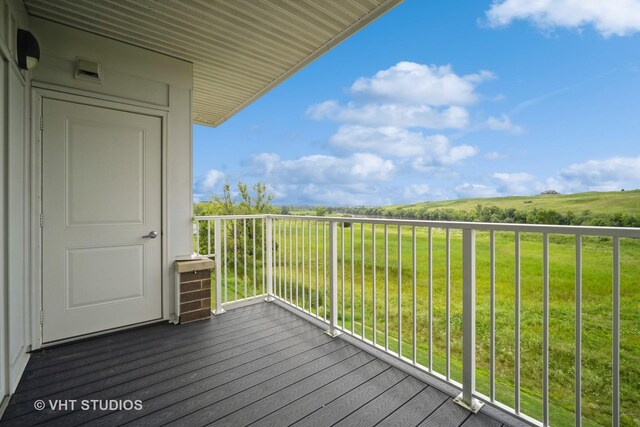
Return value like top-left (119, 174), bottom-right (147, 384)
top-left (17, 29), bottom-right (40, 70)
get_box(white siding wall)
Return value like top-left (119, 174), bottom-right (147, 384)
top-left (0, 0), bottom-right (30, 406)
top-left (29, 17), bottom-right (193, 336)
top-left (0, 11), bottom-right (193, 408)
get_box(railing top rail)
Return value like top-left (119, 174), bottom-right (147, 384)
top-left (194, 214), bottom-right (266, 220)
top-left (194, 214), bottom-right (640, 238)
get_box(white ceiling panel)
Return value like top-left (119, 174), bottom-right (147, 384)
top-left (25, 0), bottom-right (401, 126)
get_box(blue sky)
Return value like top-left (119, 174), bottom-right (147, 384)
top-left (193, 0), bottom-right (640, 206)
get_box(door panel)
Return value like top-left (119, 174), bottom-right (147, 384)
top-left (42, 99), bottom-right (162, 343)
top-left (66, 119), bottom-right (145, 225)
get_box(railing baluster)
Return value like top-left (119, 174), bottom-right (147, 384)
top-left (223, 220), bottom-right (228, 303)
top-left (490, 230), bottom-right (496, 402)
top-left (455, 228), bottom-right (483, 413)
top-left (342, 223), bottom-right (345, 330)
top-left (300, 220), bottom-right (307, 310)
top-left (515, 231), bottom-right (521, 414)
top-left (576, 235), bottom-right (582, 427)
top-left (244, 219), bottom-right (247, 299)
top-left (276, 219), bottom-right (284, 299)
top-left (446, 228), bottom-right (450, 379)
top-left (290, 219), bottom-right (293, 302)
top-left (296, 219), bottom-right (299, 307)
top-left (326, 221), bottom-right (340, 337)
top-left (361, 223), bottom-right (365, 338)
top-left (207, 220), bottom-right (211, 255)
top-left (372, 224), bottom-right (377, 346)
top-left (324, 221), bottom-right (328, 320)
top-left (196, 220), bottom-right (200, 255)
top-left (398, 224), bottom-right (402, 358)
top-left (385, 224), bottom-right (389, 351)
top-left (213, 218), bottom-right (225, 315)
top-left (412, 226), bottom-right (417, 364)
top-left (302, 220), bottom-right (306, 310)
top-left (234, 220), bottom-right (238, 301)
top-left (428, 226), bottom-right (433, 371)
top-left (261, 218), bottom-right (265, 294)
top-left (542, 232), bottom-right (549, 426)
top-left (316, 221), bottom-right (319, 317)
top-left (284, 219), bottom-right (288, 301)
top-left (351, 223), bottom-right (355, 334)
top-left (273, 220), bottom-right (277, 298)
top-left (613, 236), bottom-right (620, 427)
top-left (308, 221), bottom-right (312, 313)
top-left (265, 217), bottom-right (273, 301)
top-left (253, 218), bottom-right (256, 297)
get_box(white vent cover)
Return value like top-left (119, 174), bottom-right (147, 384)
top-left (75, 57), bottom-right (102, 83)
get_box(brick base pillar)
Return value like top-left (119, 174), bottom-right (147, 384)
top-left (175, 258), bottom-right (215, 324)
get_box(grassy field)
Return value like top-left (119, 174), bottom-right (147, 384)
top-left (382, 189), bottom-right (640, 216)
top-left (211, 220), bottom-right (640, 427)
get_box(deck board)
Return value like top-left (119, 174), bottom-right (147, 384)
top-left (0, 301), bottom-right (512, 427)
top-left (253, 359), bottom-right (390, 426)
top-left (376, 385), bottom-right (448, 427)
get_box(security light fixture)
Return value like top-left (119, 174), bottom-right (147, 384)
top-left (17, 29), bottom-right (40, 70)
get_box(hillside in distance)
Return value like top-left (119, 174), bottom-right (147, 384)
top-left (385, 190), bottom-right (640, 216)
top-left (328, 190), bottom-right (640, 227)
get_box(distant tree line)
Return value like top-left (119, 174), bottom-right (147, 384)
top-left (195, 185), bottom-right (639, 228)
top-left (330, 204), bottom-right (640, 227)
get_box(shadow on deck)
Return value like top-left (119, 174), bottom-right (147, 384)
top-left (0, 302), bottom-right (516, 426)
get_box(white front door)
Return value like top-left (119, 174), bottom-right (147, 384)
top-left (42, 98), bottom-right (162, 343)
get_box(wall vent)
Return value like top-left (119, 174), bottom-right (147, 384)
top-left (74, 57), bottom-right (103, 83)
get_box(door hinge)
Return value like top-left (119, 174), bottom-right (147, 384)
top-left (40, 213), bottom-right (44, 228)
top-left (40, 116), bottom-right (43, 130)
top-left (40, 310), bottom-right (44, 324)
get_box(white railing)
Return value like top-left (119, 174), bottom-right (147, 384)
top-left (194, 214), bottom-right (640, 427)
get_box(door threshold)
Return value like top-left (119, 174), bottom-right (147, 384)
top-left (38, 317), bottom-right (166, 350)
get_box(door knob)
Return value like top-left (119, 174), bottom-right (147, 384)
top-left (143, 231), bottom-right (158, 239)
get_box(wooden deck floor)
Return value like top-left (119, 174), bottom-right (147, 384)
top-left (0, 302), bottom-right (511, 427)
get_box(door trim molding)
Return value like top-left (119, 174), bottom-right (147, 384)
top-left (31, 88), bottom-right (169, 350)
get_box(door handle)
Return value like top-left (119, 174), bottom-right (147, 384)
top-left (143, 231), bottom-right (158, 239)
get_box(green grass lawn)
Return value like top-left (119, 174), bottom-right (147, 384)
top-left (212, 220), bottom-right (640, 427)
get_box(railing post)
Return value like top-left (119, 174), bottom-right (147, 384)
top-left (265, 216), bottom-right (274, 302)
top-left (325, 221), bottom-right (341, 337)
top-left (455, 228), bottom-right (483, 413)
top-left (213, 218), bottom-right (226, 315)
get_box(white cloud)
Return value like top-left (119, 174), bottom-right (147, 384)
top-left (193, 169), bottom-right (225, 201)
top-left (412, 146), bottom-right (477, 172)
top-left (267, 182), bottom-right (395, 206)
top-left (491, 172), bottom-right (543, 194)
top-left (403, 184), bottom-right (432, 200)
top-left (485, 0), bottom-right (640, 37)
top-left (350, 62), bottom-right (494, 105)
top-left (557, 156), bottom-right (640, 190)
top-left (486, 114), bottom-right (523, 134)
top-left (328, 126), bottom-right (476, 167)
top-left (455, 183), bottom-right (500, 199)
top-left (484, 151), bottom-right (506, 160)
top-left (307, 101), bottom-right (469, 129)
top-left (455, 172), bottom-right (543, 198)
top-left (251, 152), bottom-right (395, 185)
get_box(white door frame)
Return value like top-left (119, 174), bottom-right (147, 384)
top-left (30, 86), bottom-right (170, 350)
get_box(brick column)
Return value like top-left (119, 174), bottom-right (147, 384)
top-left (175, 258), bottom-right (215, 324)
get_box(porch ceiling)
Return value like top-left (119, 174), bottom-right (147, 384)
top-left (24, 0), bottom-right (402, 127)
